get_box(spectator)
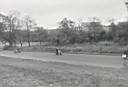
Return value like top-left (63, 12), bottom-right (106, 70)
top-left (122, 50), bottom-right (128, 60)
top-left (56, 48), bottom-right (59, 55)
top-left (56, 48), bottom-right (62, 55)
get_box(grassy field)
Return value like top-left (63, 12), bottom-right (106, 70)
top-left (0, 56), bottom-right (128, 87)
top-left (2, 41), bottom-right (128, 55)
top-left (19, 42), bottom-right (128, 55)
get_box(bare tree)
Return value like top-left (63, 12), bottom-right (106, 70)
top-left (23, 16), bottom-right (36, 47)
top-left (35, 26), bottom-right (47, 45)
top-left (2, 11), bottom-right (21, 47)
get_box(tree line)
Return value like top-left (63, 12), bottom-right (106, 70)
top-left (51, 18), bottom-right (128, 46)
top-left (0, 11), bottom-right (128, 48)
top-left (0, 11), bottom-right (46, 47)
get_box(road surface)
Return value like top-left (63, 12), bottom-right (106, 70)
top-left (0, 51), bottom-right (124, 68)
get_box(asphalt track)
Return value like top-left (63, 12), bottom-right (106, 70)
top-left (0, 51), bottom-right (125, 68)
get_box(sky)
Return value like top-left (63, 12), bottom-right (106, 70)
top-left (0, 0), bottom-right (127, 29)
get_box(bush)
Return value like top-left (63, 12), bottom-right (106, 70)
top-left (3, 45), bottom-right (12, 50)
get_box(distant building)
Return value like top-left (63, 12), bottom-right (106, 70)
top-left (102, 25), bottom-right (111, 32)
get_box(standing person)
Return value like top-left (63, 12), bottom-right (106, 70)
top-left (56, 48), bottom-right (59, 55)
top-left (122, 50), bottom-right (128, 66)
top-left (58, 48), bottom-right (62, 55)
top-left (122, 50), bottom-right (127, 60)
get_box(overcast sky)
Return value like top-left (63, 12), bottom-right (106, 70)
top-left (0, 0), bottom-right (127, 28)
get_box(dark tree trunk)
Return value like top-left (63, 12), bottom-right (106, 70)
top-left (9, 41), bottom-right (13, 47)
top-left (27, 31), bottom-right (31, 47)
top-left (20, 41), bottom-right (23, 47)
top-left (28, 40), bottom-right (30, 47)
top-left (40, 41), bottom-right (42, 46)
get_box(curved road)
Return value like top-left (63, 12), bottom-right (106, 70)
top-left (0, 51), bottom-right (124, 68)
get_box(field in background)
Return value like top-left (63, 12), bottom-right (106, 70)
top-left (16, 41), bottom-right (128, 55)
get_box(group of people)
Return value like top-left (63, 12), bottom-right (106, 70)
top-left (56, 48), bottom-right (62, 55)
top-left (14, 47), bottom-right (21, 53)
